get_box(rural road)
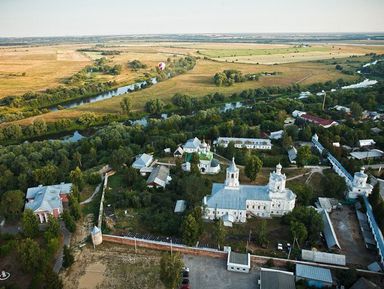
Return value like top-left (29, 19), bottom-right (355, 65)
top-left (80, 182), bottom-right (102, 205)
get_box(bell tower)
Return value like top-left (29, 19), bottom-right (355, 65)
top-left (225, 157), bottom-right (240, 188)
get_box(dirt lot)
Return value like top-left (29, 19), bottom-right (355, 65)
top-left (330, 206), bottom-right (377, 267)
top-left (183, 254), bottom-right (259, 289)
top-left (61, 243), bottom-right (165, 289)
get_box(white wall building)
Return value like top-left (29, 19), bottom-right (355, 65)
top-left (203, 159), bottom-right (296, 225)
top-left (215, 137), bottom-right (272, 150)
top-left (348, 167), bottom-right (373, 199)
top-left (226, 248), bottom-right (251, 273)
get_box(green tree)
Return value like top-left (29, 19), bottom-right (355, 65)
top-left (70, 167), bottom-right (85, 190)
top-left (213, 218), bottom-right (226, 249)
top-left (296, 145), bottom-right (311, 167)
top-left (290, 184), bottom-right (313, 206)
top-left (120, 96), bottom-right (131, 115)
top-left (160, 252), bottom-right (184, 289)
top-left (350, 102), bottom-right (363, 119)
top-left (17, 238), bottom-right (41, 272)
top-left (245, 155), bottom-right (263, 181)
top-left (21, 209), bottom-right (40, 238)
top-left (62, 210), bottom-right (76, 233)
top-left (63, 245), bottom-right (74, 268)
top-left (290, 221), bottom-right (308, 246)
top-left (33, 163), bottom-right (59, 185)
top-left (181, 214), bottom-right (199, 246)
top-left (0, 190), bottom-right (24, 220)
top-left (45, 215), bottom-right (60, 239)
top-left (256, 219), bottom-right (268, 246)
top-left (69, 194), bottom-right (82, 221)
top-left (321, 170), bottom-right (347, 199)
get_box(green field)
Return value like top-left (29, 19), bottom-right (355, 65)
top-left (198, 46), bottom-right (329, 58)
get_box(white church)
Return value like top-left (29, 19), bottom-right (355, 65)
top-left (203, 158), bottom-right (296, 225)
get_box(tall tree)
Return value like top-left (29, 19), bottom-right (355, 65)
top-left (17, 238), bottom-right (41, 272)
top-left (21, 209), bottom-right (40, 238)
top-left (181, 214), bottom-right (199, 246)
top-left (213, 219), bottom-right (226, 249)
top-left (290, 221), bottom-right (308, 246)
top-left (46, 215), bottom-right (60, 239)
top-left (245, 155), bottom-right (263, 181)
top-left (160, 252), bottom-right (184, 289)
top-left (0, 190), bottom-right (24, 220)
top-left (350, 102), bottom-right (363, 119)
top-left (70, 167), bottom-right (85, 190)
top-left (120, 96), bottom-right (131, 115)
top-left (256, 219), bottom-right (268, 246)
top-left (296, 145), bottom-right (311, 167)
top-left (62, 210), bottom-right (76, 233)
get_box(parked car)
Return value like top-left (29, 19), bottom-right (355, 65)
top-left (180, 284), bottom-right (190, 289)
top-left (182, 271), bottom-right (189, 279)
top-left (182, 279), bottom-right (189, 285)
top-left (277, 243), bottom-right (283, 250)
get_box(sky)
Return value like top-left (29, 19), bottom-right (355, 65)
top-left (0, 0), bottom-right (383, 37)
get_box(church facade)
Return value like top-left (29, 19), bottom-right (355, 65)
top-left (203, 159), bottom-right (296, 224)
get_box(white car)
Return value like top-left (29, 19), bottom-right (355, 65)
top-left (277, 243), bottom-right (283, 250)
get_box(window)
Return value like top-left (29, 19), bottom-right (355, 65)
top-left (243, 268), bottom-right (246, 271)
top-left (252, 205), bottom-right (255, 209)
top-left (231, 267), bottom-right (234, 270)
top-left (263, 206), bottom-right (266, 210)
top-left (258, 206), bottom-right (260, 210)
top-left (247, 205), bottom-right (249, 209)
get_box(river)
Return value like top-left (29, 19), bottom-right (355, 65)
top-left (49, 78), bottom-right (157, 111)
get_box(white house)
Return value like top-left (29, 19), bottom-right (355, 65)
top-left (298, 91), bottom-right (312, 99)
top-left (173, 146), bottom-right (184, 158)
top-left (215, 137), bottom-right (272, 150)
top-left (287, 146), bottom-right (297, 164)
top-left (348, 167), bottom-right (373, 199)
top-left (203, 159), bottom-right (296, 225)
top-left (146, 165), bottom-right (172, 188)
top-left (24, 183), bottom-right (72, 223)
top-left (358, 139), bottom-right (376, 148)
top-left (269, 130), bottom-right (284, 140)
top-left (183, 137), bottom-right (205, 153)
top-left (292, 110), bottom-right (306, 118)
top-left (132, 153), bottom-right (153, 169)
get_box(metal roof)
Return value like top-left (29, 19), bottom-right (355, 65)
top-left (321, 209), bottom-right (341, 249)
top-left (296, 264), bottom-right (332, 284)
top-left (301, 250), bottom-right (346, 266)
top-left (25, 183), bottom-right (72, 213)
top-left (260, 268), bottom-right (295, 289)
top-left (132, 153), bottom-right (153, 169)
top-left (350, 277), bottom-right (380, 289)
top-left (350, 149), bottom-right (384, 160)
top-left (146, 165), bottom-right (170, 187)
top-left (174, 200), bottom-right (186, 213)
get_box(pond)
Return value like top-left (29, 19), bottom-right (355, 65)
top-left (49, 78), bottom-right (157, 111)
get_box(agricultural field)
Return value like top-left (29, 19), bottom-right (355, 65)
top-left (2, 41), bottom-right (384, 126)
top-left (0, 45), bottom-right (91, 98)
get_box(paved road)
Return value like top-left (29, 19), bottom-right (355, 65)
top-left (53, 222), bottom-right (71, 273)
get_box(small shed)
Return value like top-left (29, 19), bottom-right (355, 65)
top-left (301, 249), bottom-right (346, 266)
top-left (174, 200), bottom-right (186, 213)
top-left (227, 249), bottom-right (250, 273)
top-left (296, 264), bottom-right (332, 288)
top-left (174, 146), bottom-right (184, 158)
top-left (146, 166), bottom-right (171, 188)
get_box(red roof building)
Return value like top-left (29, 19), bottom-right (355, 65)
top-left (300, 114), bottom-right (338, 128)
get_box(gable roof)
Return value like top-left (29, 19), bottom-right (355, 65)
top-left (301, 114), bottom-right (337, 127)
top-left (296, 264), bottom-right (332, 284)
top-left (350, 277), bottom-right (380, 289)
top-left (147, 166), bottom-right (170, 187)
top-left (184, 137), bottom-right (201, 150)
top-left (260, 268), bottom-right (296, 289)
top-left (132, 153), bottom-right (153, 169)
top-left (321, 209), bottom-right (341, 249)
top-left (301, 249), bottom-right (346, 266)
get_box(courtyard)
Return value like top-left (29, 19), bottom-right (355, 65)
top-left (330, 206), bottom-right (377, 267)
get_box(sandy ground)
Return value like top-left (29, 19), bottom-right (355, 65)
top-left (330, 206), bottom-right (377, 267)
top-left (61, 243), bottom-right (165, 289)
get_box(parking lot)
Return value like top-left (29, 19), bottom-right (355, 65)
top-left (183, 255), bottom-right (259, 289)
